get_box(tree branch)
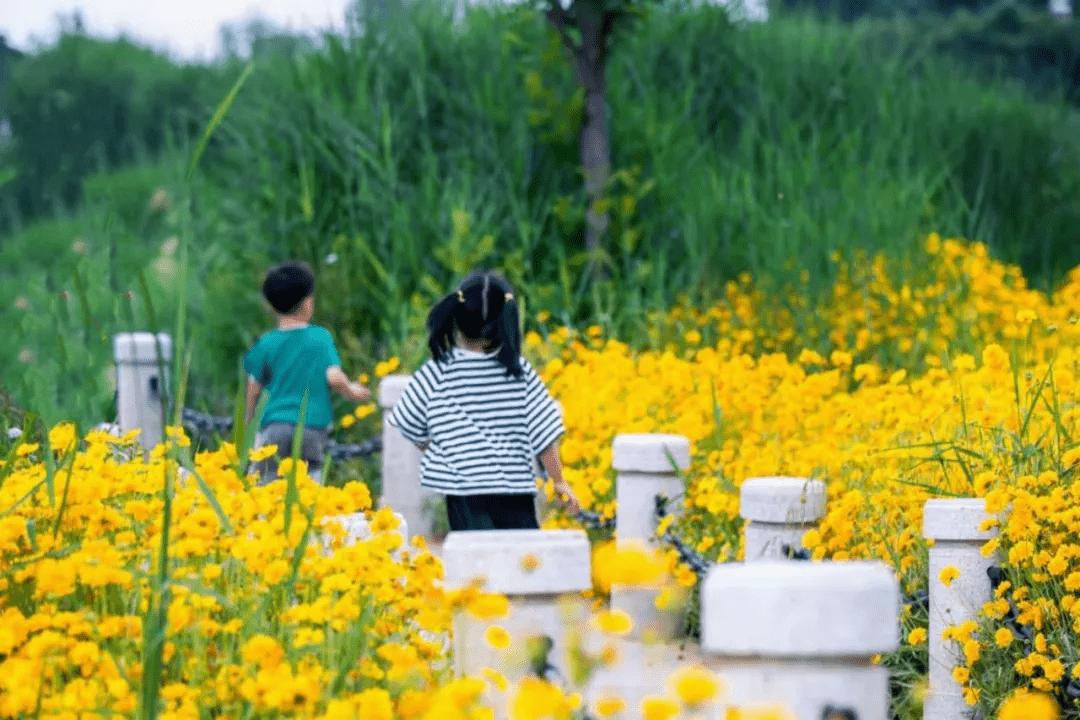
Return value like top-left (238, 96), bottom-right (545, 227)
top-left (544, 1), bottom-right (580, 56)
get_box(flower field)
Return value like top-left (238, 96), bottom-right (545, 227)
top-left (531, 235), bottom-right (1080, 718)
top-left (3, 234), bottom-right (1079, 719)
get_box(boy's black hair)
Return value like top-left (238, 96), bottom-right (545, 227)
top-left (427, 270), bottom-right (522, 377)
top-left (262, 261), bottom-right (316, 315)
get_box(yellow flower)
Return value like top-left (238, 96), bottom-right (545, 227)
top-left (725, 706), bottom-right (797, 720)
top-left (484, 625), bottom-right (511, 650)
top-left (467, 593), bottom-right (510, 620)
top-left (670, 664), bottom-right (722, 707)
top-left (240, 635), bottom-right (284, 669)
top-left (952, 666), bottom-right (970, 684)
top-left (830, 350), bottom-right (853, 369)
top-left (374, 357), bottom-right (401, 378)
top-left (356, 688), bottom-right (394, 720)
top-left (939, 565), bottom-right (961, 588)
top-left (1047, 554), bottom-right (1068, 576)
top-left (48, 422), bottom-right (77, 454)
top-left (339, 415), bottom-right (356, 429)
top-left (995, 627), bottom-right (1014, 647)
top-left (510, 677), bottom-right (574, 720)
top-left (595, 696), bottom-right (625, 718)
top-left (355, 404), bottom-right (376, 419)
top-left (248, 444), bottom-right (278, 462)
top-left (640, 696), bottom-right (680, 720)
top-left (16, 442), bottom-right (39, 457)
top-left (593, 609), bottom-right (634, 636)
top-left (482, 667), bottom-right (509, 693)
top-left (907, 627), bottom-right (927, 645)
top-left (1062, 446), bottom-right (1080, 467)
top-left (520, 553), bottom-right (542, 573)
top-left (998, 691), bottom-right (1058, 720)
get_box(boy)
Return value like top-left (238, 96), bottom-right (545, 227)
top-left (244, 261), bottom-right (369, 484)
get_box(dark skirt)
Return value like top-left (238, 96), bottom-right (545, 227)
top-left (445, 493), bottom-right (540, 531)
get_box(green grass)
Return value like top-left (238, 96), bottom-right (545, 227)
top-left (3, 3), bottom-right (1080, 424)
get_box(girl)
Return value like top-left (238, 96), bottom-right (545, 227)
top-left (389, 271), bottom-right (581, 531)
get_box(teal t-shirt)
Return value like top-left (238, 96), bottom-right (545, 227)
top-left (243, 325), bottom-right (341, 429)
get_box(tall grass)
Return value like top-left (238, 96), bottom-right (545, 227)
top-left (189, 3), bottom-right (1080, 384)
top-left (4, 2), bottom-right (1080, 421)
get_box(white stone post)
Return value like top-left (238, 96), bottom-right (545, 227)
top-left (923, 498), bottom-right (999, 720)
top-left (442, 529), bottom-right (592, 715)
top-left (740, 476), bottom-right (827, 561)
top-left (320, 511), bottom-right (408, 555)
top-left (1050, 0), bottom-right (1072, 18)
top-left (702, 561), bottom-right (900, 720)
top-left (379, 375), bottom-right (440, 539)
top-left (610, 433), bottom-right (691, 642)
top-left (113, 333), bottom-right (172, 452)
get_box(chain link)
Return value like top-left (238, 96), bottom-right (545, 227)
top-left (180, 408), bottom-right (382, 460)
top-left (653, 494), bottom-right (715, 577)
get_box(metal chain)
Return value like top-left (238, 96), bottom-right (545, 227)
top-left (571, 508), bottom-right (615, 531)
top-left (653, 494), bottom-right (714, 577)
top-left (180, 408), bottom-right (382, 460)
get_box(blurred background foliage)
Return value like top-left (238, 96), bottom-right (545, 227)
top-left (0, 0), bottom-right (1078, 428)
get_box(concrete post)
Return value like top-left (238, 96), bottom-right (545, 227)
top-left (442, 529), bottom-right (592, 716)
top-left (923, 498), bottom-right (999, 720)
top-left (740, 476), bottom-right (827, 561)
top-left (610, 433), bottom-right (691, 642)
top-left (113, 333), bottom-right (172, 452)
top-left (320, 511), bottom-right (408, 555)
top-left (702, 561), bottom-right (900, 720)
top-left (379, 375), bottom-right (439, 539)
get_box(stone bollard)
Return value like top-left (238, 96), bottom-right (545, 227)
top-left (1050, 0), bottom-right (1072, 18)
top-left (610, 433), bottom-right (691, 642)
top-left (114, 333), bottom-right (172, 452)
top-left (923, 498), bottom-right (999, 720)
top-left (379, 375), bottom-right (440, 539)
top-left (740, 476), bottom-right (827, 561)
top-left (702, 561), bottom-right (900, 720)
top-left (442, 529), bottom-right (592, 715)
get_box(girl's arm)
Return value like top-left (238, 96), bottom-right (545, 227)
top-left (538, 441), bottom-right (580, 515)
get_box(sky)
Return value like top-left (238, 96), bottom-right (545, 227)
top-left (1, 0), bottom-right (352, 61)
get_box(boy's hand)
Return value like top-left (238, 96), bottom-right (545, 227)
top-left (348, 382), bottom-right (371, 403)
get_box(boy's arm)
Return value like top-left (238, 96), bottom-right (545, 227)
top-left (245, 378), bottom-right (262, 423)
top-left (538, 441), bottom-right (580, 515)
top-left (326, 366), bottom-right (371, 403)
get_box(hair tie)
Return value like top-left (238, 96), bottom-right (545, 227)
top-left (504, 293), bottom-right (514, 301)
top-left (457, 290), bottom-right (465, 303)
top-left (482, 275), bottom-right (490, 320)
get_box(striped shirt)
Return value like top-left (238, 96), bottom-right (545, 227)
top-left (388, 347), bottom-right (564, 495)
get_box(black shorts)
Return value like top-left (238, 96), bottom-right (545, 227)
top-left (445, 493), bottom-right (539, 531)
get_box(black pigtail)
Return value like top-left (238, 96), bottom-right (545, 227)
top-left (495, 294), bottom-right (523, 378)
top-left (427, 293), bottom-right (460, 364)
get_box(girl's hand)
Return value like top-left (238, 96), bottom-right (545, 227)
top-left (552, 479), bottom-right (581, 515)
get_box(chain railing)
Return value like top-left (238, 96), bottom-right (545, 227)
top-left (180, 408), bottom-right (382, 461)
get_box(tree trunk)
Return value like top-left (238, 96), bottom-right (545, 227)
top-left (576, 12), bottom-right (611, 261)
